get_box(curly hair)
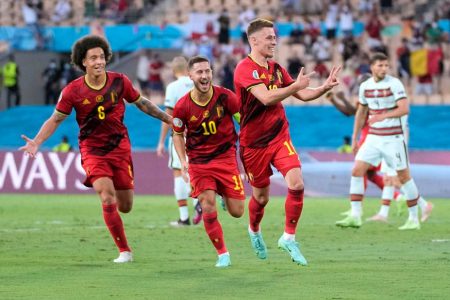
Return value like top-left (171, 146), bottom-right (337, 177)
top-left (70, 35), bottom-right (112, 72)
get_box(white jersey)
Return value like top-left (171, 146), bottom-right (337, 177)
top-left (164, 76), bottom-right (193, 109)
top-left (359, 75), bottom-right (407, 136)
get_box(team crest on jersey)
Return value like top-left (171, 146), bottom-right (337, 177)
top-left (252, 70), bottom-right (259, 79)
top-left (203, 110), bottom-right (210, 118)
top-left (216, 105), bottom-right (224, 117)
top-left (96, 95), bottom-right (104, 103)
top-left (190, 115), bottom-right (198, 122)
top-left (82, 98), bottom-right (91, 105)
top-left (173, 118), bottom-right (183, 128)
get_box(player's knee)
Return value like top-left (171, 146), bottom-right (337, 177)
top-left (98, 190), bottom-right (115, 204)
top-left (288, 181), bottom-right (304, 191)
top-left (228, 204), bottom-right (244, 218)
top-left (118, 203), bottom-right (132, 213)
top-left (253, 194), bottom-right (269, 205)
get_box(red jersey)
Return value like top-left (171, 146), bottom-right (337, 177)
top-left (56, 71), bottom-right (140, 157)
top-left (172, 85), bottom-right (239, 164)
top-left (234, 56), bottom-right (294, 148)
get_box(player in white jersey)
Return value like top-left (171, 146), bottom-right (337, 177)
top-left (156, 56), bottom-right (201, 226)
top-left (367, 113), bottom-right (433, 223)
top-left (336, 52), bottom-right (423, 230)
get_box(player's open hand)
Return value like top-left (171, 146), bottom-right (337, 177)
top-left (156, 142), bottom-right (165, 157)
top-left (322, 66), bottom-right (341, 92)
top-left (19, 135), bottom-right (38, 158)
top-left (181, 161), bottom-right (190, 183)
top-left (368, 114), bottom-right (385, 125)
top-left (295, 67), bottom-right (315, 91)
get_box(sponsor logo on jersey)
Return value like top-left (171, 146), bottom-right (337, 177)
top-left (82, 98), bottom-right (91, 105)
top-left (173, 117), bottom-right (183, 128)
top-left (96, 95), bottom-right (104, 103)
top-left (252, 70), bottom-right (259, 79)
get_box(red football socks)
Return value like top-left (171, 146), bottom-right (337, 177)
top-left (202, 211), bottom-right (227, 254)
top-left (248, 196), bottom-right (265, 232)
top-left (102, 203), bottom-right (131, 252)
top-left (284, 188), bottom-right (304, 234)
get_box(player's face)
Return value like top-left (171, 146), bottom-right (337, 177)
top-left (189, 61), bottom-right (212, 94)
top-left (83, 47), bottom-right (106, 76)
top-left (251, 27), bottom-right (277, 58)
top-left (370, 59), bottom-right (389, 81)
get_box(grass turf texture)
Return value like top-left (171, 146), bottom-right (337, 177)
top-left (1, 194), bottom-right (449, 299)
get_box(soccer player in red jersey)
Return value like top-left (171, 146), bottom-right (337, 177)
top-left (19, 35), bottom-right (172, 263)
top-left (172, 56), bottom-right (244, 268)
top-left (234, 19), bottom-right (340, 265)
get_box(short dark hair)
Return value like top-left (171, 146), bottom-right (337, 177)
top-left (247, 18), bottom-right (274, 37)
top-left (370, 52), bottom-right (388, 65)
top-left (71, 35), bottom-right (112, 72)
top-left (188, 55), bottom-right (210, 70)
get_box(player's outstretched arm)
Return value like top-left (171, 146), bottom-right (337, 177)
top-left (326, 91), bottom-right (356, 116)
top-left (172, 133), bottom-right (189, 183)
top-left (156, 107), bottom-right (173, 157)
top-left (19, 112), bottom-right (67, 158)
top-left (295, 66), bottom-right (341, 102)
top-left (134, 97), bottom-right (172, 125)
top-left (250, 67), bottom-right (313, 106)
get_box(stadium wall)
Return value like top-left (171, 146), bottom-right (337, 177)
top-left (1, 150), bottom-right (449, 198)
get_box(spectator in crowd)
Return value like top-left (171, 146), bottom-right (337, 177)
top-left (22, 0), bottom-right (44, 49)
top-left (340, 34), bottom-right (359, 62)
top-left (51, 0), bottom-right (72, 23)
top-left (365, 12), bottom-right (384, 50)
top-left (324, 0), bottom-right (339, 41)
top-left (288, 22), bottom-right (303, 45)
top-left (219, 55), bottom-right (236, 91)
top-left (42, 59), bottom-right (60, 105)
top-left (415, 73), bottom-right (433, 103)
top-left (358, 0), bottom-right (374, 15)
top-left (53, 135), bottom-right (73, 152)
top-left (312, 36), bottom-right (331, 61)
top-left (182, 38), bottom-right (198, 59)
top-left (424, 22), bottom-right (444, 46)
top-left (339, 3), bottom-right (354, 38)
top-left (136, 49), bottom-right (151, 97)
top-left (287, 51), bottom-right (304, 78)
top-left (217, 8), bottom-right (231, 45)
top-left (148, 53), bottom-right (164, 97)
top-left (314, 60), bottom-right (330, 79)
top-left (59, 61), bottom-right (78, 90)
top-left (238, 6), bottom-right (256, 45)
top-left (1, 54), bottom-right (21, 109)
top-left (396, 38), bottom-right (411, 84)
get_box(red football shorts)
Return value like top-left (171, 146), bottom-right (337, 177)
top-left (81, 153), bottom-right (134, 190)
top-left (240, 137), bottom-right (301, 188)
top-left (188, 154), bottom-right (245, 200)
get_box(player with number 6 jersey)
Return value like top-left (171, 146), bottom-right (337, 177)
top-left (19, 35), bottom-right (172, 263)
top-left (172, 56), bottom-right (244, 268)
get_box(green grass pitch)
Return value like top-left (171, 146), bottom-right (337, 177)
top-left (0, 194), bottom-right (449, 299)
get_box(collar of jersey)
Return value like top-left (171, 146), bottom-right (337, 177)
top-left (190, 86), bottom-right (214, 107)
top-left (248, 54), bottom-right (269, 70)
top-left (84, 72), bottom-right (108, 91)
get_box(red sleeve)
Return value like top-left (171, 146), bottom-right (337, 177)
top-left (172, 100), bottom-right (186, 134)
top-left (122, 74), bottom-right (141, 103)
top-left (225, 89), bottom-right (240, 115)
top-left (55, 86), bottom-right (73, 115)
top-left (235, 62), bottom-right (264, 91)
top-left (279, 64), bottom-right (295, 87)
